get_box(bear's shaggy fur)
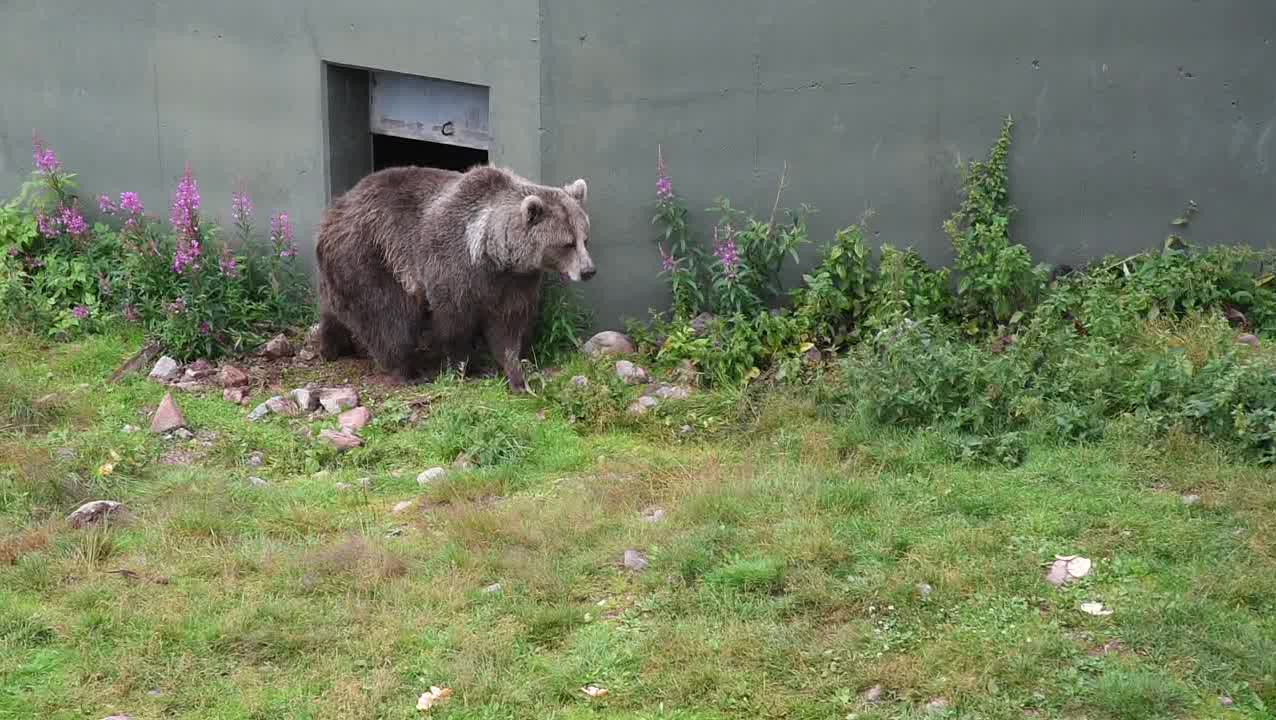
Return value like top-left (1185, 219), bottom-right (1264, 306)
top-left (314, 165), bottom-right (594, 392)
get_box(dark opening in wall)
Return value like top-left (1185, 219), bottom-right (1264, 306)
top-left (371, 134), bottom-right (487, 173)
top-left (324, 62), bottom-right (492, 201)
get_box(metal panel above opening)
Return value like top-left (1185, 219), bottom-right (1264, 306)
top-left (370, 71), bottom-right (491, 151)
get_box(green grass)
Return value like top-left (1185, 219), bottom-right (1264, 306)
top-left (1, 328), bottom-right (1275, 719)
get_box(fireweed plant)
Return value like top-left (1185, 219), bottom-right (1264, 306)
top-left (0, 135), bottom-right (312, 359)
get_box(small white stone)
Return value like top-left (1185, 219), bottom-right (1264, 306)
top-left (417, 467), bottom-right (446, 486)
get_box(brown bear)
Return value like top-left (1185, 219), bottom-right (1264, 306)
top-left (314, 164), bottom-right (594, 392)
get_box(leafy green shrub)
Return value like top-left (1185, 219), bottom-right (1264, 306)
top-left (945, 115), bottom-right (1048, 331)
top-left (531, 274), bottom-right (593, 363)
top-left (0, 135), bottom-right (312, 359)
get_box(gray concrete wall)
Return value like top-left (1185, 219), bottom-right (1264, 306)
top-left (0, 0), bottom-right (541, 273)
top-left (541, 0), bottom-right (1276, 327)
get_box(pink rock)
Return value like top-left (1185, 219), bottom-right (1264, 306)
top-left (223, 388), bottom-right (247, 405)
top-left (319, 387), bottom-right (359, 415)
top-left (219, 364), bottom-right (250, 388)
top-left (338, 406), bottom-right (371, 431)
top-left (319, 429), bottom-right (363, 452)
top-left (149, 393), bottom-right (186, 434)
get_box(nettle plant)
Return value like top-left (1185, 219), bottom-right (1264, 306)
top-left (0, 134), bottom-right (312, 359)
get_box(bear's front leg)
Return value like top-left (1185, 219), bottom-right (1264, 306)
top-left (483, 325), bottom-right (530, 394)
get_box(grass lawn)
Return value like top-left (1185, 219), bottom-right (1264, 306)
top-left (2, 328), bottom-right (1274, 720)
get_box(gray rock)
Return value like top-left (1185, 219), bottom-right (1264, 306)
top-left (297, 349), bottom-right (317, 362)
top-left (628, 396), bottom-right (659, 416)
top-left (120, 424), bottom-right (137, 434)
top-left (262, 334), bottom-right (293, 359)
top-left (247, 399), bottom-right (277, 422)
top-left (319, 387), bottom-right (359, 415)
top-left (290, 388), bottom-right (319, 412)
top-left (925, 698), bottom-right (949, 714)
top-left (1220, 695), bottom-right (1234, 708)
top-left (917, 582), bottom-right (934, 599)
top-left (172, 428), bottom-right (194, 441)
top-left (417, 467), bottom-right (446, 486)
top-left (334, 482), bottom-right (353, 491)
top-left (623, 549), bottom-right (649, 572)
top-left (482, 583), bottom-right (503, 594)
top-left (1237, 333), bottom-right (1260, 348)
top-left (392, 500), bottom-right (414, 514)
top-left (1182, 494), bottom-right (1202, 506)
top-left (570, 375), bottom-right (590, 388)
top-left (615, 360), bottom-right (649, 385)
top-left (148, 356), bottom-right (181, 382)
top-left (641, 507), bottom-right (666, 523)
top-left (246, 451), bottom-right (264, 467)
top-left (248, 476), bottom-right (268, 488)
top-left (149, 392), bottom-right (186, 434)
top-left (649, 384), bottom-right (691, 401)
top-left (265, 396), bottom-right (300, 417)
top-left (862, 685), bottom-right (883, 703)
top-left (68, 500), bottom-right (128, 529)
top-left (582, 331), bottom-right (636, 357)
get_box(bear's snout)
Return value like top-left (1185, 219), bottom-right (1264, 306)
top-left (581, 267), bottom-right (596, 281)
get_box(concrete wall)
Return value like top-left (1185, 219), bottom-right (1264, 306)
top-left (0, 0), bottom-right (541, 273)
top-left (4, 1), bottom-right (1275, 330)
top-left (541, 0), bottom-right (1276, 326)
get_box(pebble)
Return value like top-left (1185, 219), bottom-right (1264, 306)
top-left (417, 467), bottom-right (446, 486)
top-left (623, 549), bottom-right (649, 572)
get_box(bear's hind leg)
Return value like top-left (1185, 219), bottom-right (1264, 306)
top-left (318, 313), bottom-right (358, 360)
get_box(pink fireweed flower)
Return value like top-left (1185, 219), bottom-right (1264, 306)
top-left (36, 212), bottom-right (61, 238)
top-left (713, 226), bottom-right (740, 281)
top-left (219, 246), bottom-right (239, 278)
top-left (60, 206), bottom-right (88, 236)
top-left (659, 243), bottom-right (678, 273)
top-left (118, 192), bottom-right (143, 216)
top-left (198, 321), bottom-right (212, 336)
top-left (172, 237), bottom-right (201, 273)
top-left (71, 305), bottom-right (89, 320)
top-left (98, 194), bottom-right (117, 215)
top-left (167, 297), bottom-right (186, 315)
top-left (170, 163), bottom-right (200, 241)
top-left (231, 190), bottom-right (253, 225)
top-left (271, 212), bottom-right (296, 258)
top-left (6, 247), bottom-right (18, 258)
top-left (31, 133), bottom-right (60, 174)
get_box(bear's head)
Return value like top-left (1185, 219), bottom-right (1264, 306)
top-left (504, 179), bottom-right (595, 282)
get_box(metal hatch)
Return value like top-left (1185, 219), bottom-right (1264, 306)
top-left (370, 70), bottom-right (492, 151)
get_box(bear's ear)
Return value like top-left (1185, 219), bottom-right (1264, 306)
top-left (521, 195), bottom-right (546, 226)
top-left (564, 178), bottom-right (587, 204)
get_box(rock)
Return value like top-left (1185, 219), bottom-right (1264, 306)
top-left (183, 359), bottom-right (214, 380)
top-left (298, 349), bottom-right (317, 362)
top-left (570, 375), bottom-right (590, 388)
top-left (289, 388), bottom-right (319, 413)
top-left (641, 507), bottom-right (666, 523)
top-left (689, 311), bottom-right (717, 336)
top-left (319, 387), bottom-right (359, 415)
top-left (246, 451), bottom-right (264, 467)
top-left (1045, 555), bottom-right (1092, 587)
top-left (628, 396), bottom-right (659, 416)
top-left (623, 549), bottom-right (649, 572)
top-left (248, 476), bottom-right (268, 488)
top-left (121, 424), bottom-right (137, 434)
top-left (582, 330), bottom-right (635, 357)
top-left (334, 482), bottom-right (353, 491)
top-left (1237, 333), bottom-right (1260, 348)
top-left (917, 582), bottom-right (934, 599)
top-left (1079, 601), bottom-right (1113, 616)
top-left (803, 346), bottom-right (824, 365)
top-left (110, 342), bottom-right (162, 384)
top-left (68, 500), bottom-right (128, 529)
top-left (223, 388), bottom-right (247, 405)
top-left (219, 364), bottom-right (250, 388)
top-left (615, 360), bottom-right (649, 385)
top-left (862, 685), bottom-right (884, 703)
top-left (417, 467), bottom-right (446, 486)
top-left (172, 428), bottom-right (194, 441)
top-left (338, 406), bottom-right (372, 432)
top-left (319, 429), bottom-right (363, 452)
top-left (262, 333), bottom-right (293, 359)
top-left (649, 383), bottom-right (691, 401)
top-left (1182, 494), bottom-right (1202, 506)
top-left (247, 398), bottom-right (278, 422)
top-left (172, 381), bottom-right (209, 393)
top-left (392, 500), bottom-right (414, 514)
top-left (150, 392), bottom-right (186, 434)
top-left (1220, 695), bottom-right (1234, 708)
top-left (148, 356), bottom-right (181, 382)
top-left (266, 396), bottom-right (301, 417)
top-left (925, 698), bottom-right (949, 714)
top-left (482, 582), bottom-right (503, 594)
